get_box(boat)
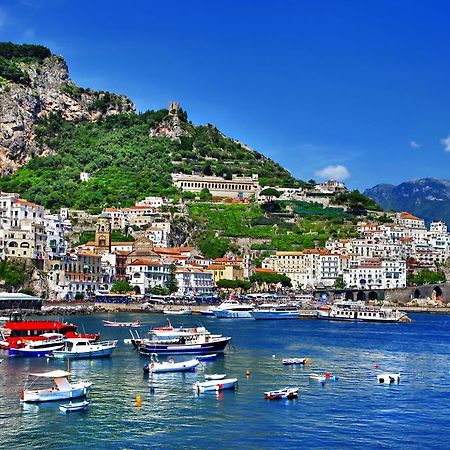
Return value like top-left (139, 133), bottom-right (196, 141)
top-left (0, 311), bottom-right (99, 350)
top-left (264, 387), bottom-right (299, 400)
top-left (49, 338), bottom-right (118, 359)
top-left (211, 299), bottom-right (254, 319)
top-left (143, 354), bottom-right (200, 373)
top-left (377, 373), bottom-right (400, 383)
top-left (103, 320), bottom-right (141, 328)
top-left (20, 370), bottom-right (92, 403)
top-left (163, 308), bottom-right (192, 315)
top-left (205, 374), bottom-right (227, 380)
top-left (316, 301), bottom-right (408, 323)
top-left (282, 358), bottom-right (310, 366)
top-left (193, 378), bottom-right (238, 393)
top-left (309, 372), bottom-right (338, 382)
top-left (196, 354), bottom-right (217, 361)
top-left (199, 309), bottom-right (215, 316)
top-left (59, 400), bottom-right (90, 413)
top-left (250, 304), bottom-right (300, 320)
top-left (8, 333), bottom-right (65, 357)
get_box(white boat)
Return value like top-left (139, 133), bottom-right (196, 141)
top-left (250, 304), bottom-right (299, 320)
top-left (316, 301), bottom-right (408, 323)
top-left (163, 309), bottom-right (192, 315)
top-left (196, 354), bottom-right (217, 361)
top-left (8, 333), bottom-right (65, 357)
top-left (59, 400), bottom-right (90, 413)
top-left (50, 338), bottom-right (118, 359)
top-left (264, 387), bottom-right (299, 400)
top-left (282, 358), bottom-right (310, 365)
top-left (205, 374), bottom-right (227, 380)
top-left (309, 372), bottom-right (338, 382)
top-left (143, 354), bottom-right (200, 373)
top-left (378, 373), bottom-right (400, 383)
top-left (103, 320), bottom-right (141, 327)
top-left (193, 378), bottom-right (238, 393)
top-left (20, 370), bottom-right (92, 403)
top-left (211, 299), bottom-right (254, 319)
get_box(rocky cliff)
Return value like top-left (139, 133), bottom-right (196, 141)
top-left (0, 43), bottom-right (134, 175)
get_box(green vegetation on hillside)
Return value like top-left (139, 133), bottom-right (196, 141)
top-left (332, 190), bottom-right (382, 211)
top-left (0, 110), bottom-right (298, 212)
top-left (408, 270), bottom-right (446, 285)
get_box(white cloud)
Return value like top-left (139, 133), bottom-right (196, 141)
top-left (441, 135), bottom-right (450, 152)
top-left (410, 140), bottom-right (421, 149)
top-left (315, 165), bottom-right (350, 181)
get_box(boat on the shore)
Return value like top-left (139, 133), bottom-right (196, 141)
top-left (20, 370), bottom-right (92, 403)
top-left (264, 387), bottom-right (299, 400)
top-left (316, 301), bottom-right (408, 323)
top-left (211, 299), bottom-right (254, 319)
top-left (59, 400), bottom-right (90, 413)
top-left (0, 311), bottom-right (99, 350)
top-left (103, 320), bottom-right (140, 328)
top-left (250, 304), bottom-right (300, 320)
top-left (194, 378), bottom-right (238, 393)
top-left (49, 338), bottom-right (118, 359)
top-left (143, 354), bottom-right (200, 373)
top-left (8, 333), bottom-right (65, 357)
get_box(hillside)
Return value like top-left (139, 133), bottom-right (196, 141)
top-left (364, 178), bottom-right (450, 225)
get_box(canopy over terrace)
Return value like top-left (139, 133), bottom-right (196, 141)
top-left (0, 293), bottom-right (42, 310)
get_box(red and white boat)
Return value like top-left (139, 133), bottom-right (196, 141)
top-left (0, 312), bottom-right (99, 350)
top-left (103, 320), bottom-right (141, 328)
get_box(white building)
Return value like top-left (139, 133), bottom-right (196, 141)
top-left (126, 259), bottom-right (172, 295)
top-left (175, 267), bottom-right (215, 296)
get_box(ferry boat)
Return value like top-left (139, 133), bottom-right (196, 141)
top-left (250, 304), bottom-right (300, 320)
top-left (211, 299), bottom-right (254, 319)
top-left (0, 312), bottom-right (99, 350)
top-left (316, 301), bottom-right (408, 323)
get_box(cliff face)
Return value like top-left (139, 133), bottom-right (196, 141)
top-left (0, 53), bottom-right (135, 175)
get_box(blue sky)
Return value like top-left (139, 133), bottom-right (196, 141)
top-left (2, 0), bottom-right (450, 190)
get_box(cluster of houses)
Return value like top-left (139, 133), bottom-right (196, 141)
top-left (1, 183), bottom-right (449, 300)
top-left (262, 212), bottom-right (450, 291)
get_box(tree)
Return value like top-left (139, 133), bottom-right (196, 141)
top-left (408, 270), bottom-right (446, 285)
top-left (333, 276), bottom-right (345, 290)
top-left (111, 280), bottom-right (132, 293)
top-left (198, 233), bottom-right (230, 259)
top-left (216, 279), bottom-right (252, 290)
top-left (166, 264), bottom-right (178, 294)
top-left (260, 188), bottom-right (281, 198)
top-left (250, 272), bottom-right (291, 287)
top-left (199, 188), bottom-right (212, 201)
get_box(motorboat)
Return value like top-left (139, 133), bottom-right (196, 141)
top-left (250, 304), bottom-right (299, 320)
top-left (316, 301), bottom-right (408, 323)
top-left (0, 311), bottom-right (99, 350)
top-left (59, 400), bottom-right (90, 413)
top-left (377, 373), bottom-right (400, 384)
top-left (50, 338), bottom-right (118, 359)
top-left (8, 333), bottom-right (65, 357)
top-left (199, 309), bottom-right (215, 316)
top-left (211, 299), bottom-right (254, 319)
top-left (204, 374), bottom-right (227, 380)
top-left (309, 372), bottom-right (338, 382)
top-left (196, 354), bottom-right (217, 361)
top-left (264, 387), bottom-right (299, 400)
top-left (282, 358), bottom-right (310, 366)
top-left (103, 320), bottom-right (140, 328)
top-left (193, 378), bottom-right (238, 393)
top-left (143, 354), bottom-right (200, 373)
top-left (20, 370), bottom-right (92, 403)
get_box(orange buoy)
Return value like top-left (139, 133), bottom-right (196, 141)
top-left (325, 372), bottom-right (332, 378)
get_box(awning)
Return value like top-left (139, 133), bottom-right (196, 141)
top-left (29, 370), bottom-right (70, 378)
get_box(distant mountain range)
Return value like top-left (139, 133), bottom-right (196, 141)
top-left (364, 178), bottom-right (450, 225)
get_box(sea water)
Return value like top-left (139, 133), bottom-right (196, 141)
top-left (0, 313), bottom-right (449, 449)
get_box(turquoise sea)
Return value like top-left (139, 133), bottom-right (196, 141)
top-left (1, 313), bottom-right (450, 449)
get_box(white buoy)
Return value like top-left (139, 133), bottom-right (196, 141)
top-left (272, 355), bottom-right (276, 359)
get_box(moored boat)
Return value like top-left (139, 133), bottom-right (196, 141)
top-left (377, 373), bottom-right (400, 383)
top-left (250, 304), bottom-right (299, 320)
top-left (163, 308), bottom-right (192, 316)
top-left (103, 320), bottom-right (140, 328)
top-left (282, 358), bottom-right (310, 366)
top-left (49, 338), bottom-right (118, 359)
top-left (211, 299), bottom-right (254, 319)
top-left (20, 370), bottom-right (92, 403)
top-left (59, 400), bottom-right (90, 413)
top-left (196, 354), bottom-right (217, 361)
top-left (316, 301), bottom-right (408, 323)
top-left (143, 354), bottom-right (200, 373)
top-left (204, 374), bottom-right (227, 380)
top-left (193, 378), bottom-right (238, 393)
top-left (309, 372), bottom-right (338, 382)
top-left (9, 333), bottom-right (65, 357)
top-left (264, 387), bottom-right (299, 400)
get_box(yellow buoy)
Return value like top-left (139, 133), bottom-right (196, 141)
top-left (305, 358), bottom-right (311, 366)
top-left (135, 395), bottom-right (142, 407)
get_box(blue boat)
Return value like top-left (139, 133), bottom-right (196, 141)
top-left (139, 336), bottom-right (231, 355)
top-left (196, 353), bottom-right (217, 361)
top-left (250, 304), bottom-right (299, 320)
top-left (8, 333), bottom-right (65, 357)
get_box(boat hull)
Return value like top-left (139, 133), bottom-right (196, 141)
top-left (250, 311), bottom-right (299, 320)
top-left (51, 347), bottom-right (116, 359)
top-left (194, 378), bottom-right (238, 392)
top-left (316, 310), bottom-right (406, 323)
top-left (143, 359), bottom-right (199, 374)
top-left (59, 400), bottom-right (89, 412)
top-left (139, 337), bottom-right (231, 355)
top-left (9, 344), bottom-right (65, 357)
top-left (213, 310), bottom-right (253, 319)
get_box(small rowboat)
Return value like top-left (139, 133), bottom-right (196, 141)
top-left (103, 320), bottom-right (140, 328)
top-left (377, 373), bottom-right (400, 384)
top-left (205, 374), bottom-right (227, 380)
top-left (309, 372), bottom-right (338, 382)
top-left (143, 355), bottom-right (200, 374)
top-left (59, 400), bottom-right (90, 413)
top-left (194, 378), bottom-right (238, 393)
top-left (282, 358), bottom-right (310, 366)
top-left (264, 387), bottom-right (299, 400)
top-left (196, 354), bottom-right (217, 361)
